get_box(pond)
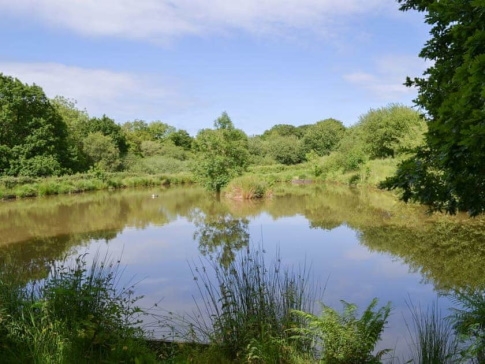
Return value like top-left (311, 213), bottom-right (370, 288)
top-left (2, 183), bottom-right (485, 360)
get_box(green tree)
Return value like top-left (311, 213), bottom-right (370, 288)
top-left (0, 74), bottom-right (73, 176)
top-left (262, 123), bottom-right (304, 139)
top-left (268, 135), bottom-right (305, 165)
top-left (382, 1), bottom-right (485, 215)
top-left (82, 115), bottom-right (128, 156)
top-left (169, 129), bottom-right (193, 151)
top-left (192, 112), bottom-right (249, 193)
top-left (51, 96), bottom-right (91, 172)
top-left (357, 104), bottom-right (426, 159)
top-left (82, 132), bottom-right (121, 172)
top-left (302, 118), bottom-right (346, 156)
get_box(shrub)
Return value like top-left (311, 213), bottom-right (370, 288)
top-left (224, 175), bottom-right (270, 199)
top-left (0, 254), bottom-right (155, 363)
top-left (449, 290), bottom-right (485, 362)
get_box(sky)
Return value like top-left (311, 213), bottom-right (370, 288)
top-left (0, 0), bottom-right (430, 136)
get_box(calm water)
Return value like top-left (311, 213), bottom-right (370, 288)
top-left (2, 184), bottom-right (485, 360)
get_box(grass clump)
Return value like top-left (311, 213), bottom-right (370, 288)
top-left (224, 175), bottom-right (271, 199)
top-left (0, 253), bottom-right (156, 363)
top-left (405, 300), bottom-right (458, 364)
top-left (172, 247), bottom-right (318, 363)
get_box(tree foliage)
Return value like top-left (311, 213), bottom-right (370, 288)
top-left (82, 132), bottom-right (121, 172)
top-left (192, 112), bottom-right (249, 192)
top-left (51, 96), bottom-right (91, 172)
top-left (0, 74), bottom-right (73, 176)
top-left (82, 115), bottom-right (128, 156)
top-left (268, 135), bottom-right (305, 165)
top-left (381, 1), bottom-right (485, 215)
top-left (357, 104), bottom-right (426, 159)
top-left (302, 118), bottom-right (346, 156)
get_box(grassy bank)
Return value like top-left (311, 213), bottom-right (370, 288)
top-left (0, 172), bottom-right (194, 200)
top-left (247, 155), bottom-right (400, 188)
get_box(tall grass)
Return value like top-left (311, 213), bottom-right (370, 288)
top-left (0, 172), bottom-right (195, 200)
top-left (169, 246), bottom-right (319, 363)
top-left (405, 299), bottom-right (459, 364)
top-left (224, 175), bottom-right (271, 199)
top-left (0, 253), bottom-right (156, 363)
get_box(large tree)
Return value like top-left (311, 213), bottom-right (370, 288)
top-left (192, 112), bottom-right (249, 193)
top-left (0, 74), bottom-right (73, 176)
top-left (381, 1), bottom-right (485, 215)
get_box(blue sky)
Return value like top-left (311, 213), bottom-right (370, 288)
top-left (0, 0), bottom-right (430, 135)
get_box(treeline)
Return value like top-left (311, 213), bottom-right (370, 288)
top-left (0, 73), bottom-right (427, 186)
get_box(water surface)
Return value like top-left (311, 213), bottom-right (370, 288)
top-left (2, 184), bottom-right (485, 359)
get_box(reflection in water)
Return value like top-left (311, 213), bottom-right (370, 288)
top-left (191, 209), bottom-right (249, 268)
top-left (1, 184), bottom-right (485, 295)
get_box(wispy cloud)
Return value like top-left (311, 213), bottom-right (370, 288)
top-left (343, 55), bottom-right (429, 101)
top-left (0, 0), bottom-right (392, 41)
top-left (0, 62), bottom-right (197, 122)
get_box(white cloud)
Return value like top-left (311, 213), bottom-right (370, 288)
top-left (0, 62), bottom-right (197, 122)
top-left (0, 0), bottom-right (392, 41)
top-left (343, 55), bottom-right (429, 101)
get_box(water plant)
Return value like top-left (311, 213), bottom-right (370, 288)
top-left (405, 299), bottom-right (458, 364)
top-left (224, 175), bottom-right (270, 199)
top-left (172, 246), bottom-right (318, 363)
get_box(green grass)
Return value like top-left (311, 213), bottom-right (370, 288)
top-left (223, 175), bottom-right (271, 199)
top-left (405, 300), bottom-right (459, 364)
top-left (0, 172), bottom-right (195, 200)
top-left (163, 246), bottom-right (319, 363)
top-left (0, 253), bottom-right (156, 363)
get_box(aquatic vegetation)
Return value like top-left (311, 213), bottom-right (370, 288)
top-left (224, 175), bottom-right (270, 200)
top-left (166, 246), bottom-right (318, 363)
top-left (406, 300), bottom-right (459, 364)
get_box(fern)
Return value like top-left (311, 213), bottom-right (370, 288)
top-left (292, 297), bottom-right (391, 363)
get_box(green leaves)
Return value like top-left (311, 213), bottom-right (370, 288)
top-left (192, 112), bottom-right (249, 192)
top-left (385, 1), bottom-right (485, 215)
top-left (292, 298), bottom-right (392, 363)
top-left (0, 74), bottom-right (72, 177)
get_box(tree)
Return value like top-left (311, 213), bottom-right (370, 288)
top-left (82, 132), bottom-right (121, 172)
top-left (0, 74), bottom-right (73, 176)
top-left (268, 135), bottom-right (305, 165)
top-left (262, 124), bottom-right (304, 139)
top-left (357, 104), bottom-right (426, 159)
top-left (169, 129), bottom-right (193, 150)
top-left (381, 1), bottom-right (485, 215)
top-left (82, 115), bottom-right (128, 155)
top-left (192, 112), bottom-right (249, 193)
top-left (51, 96), bottom-right (91, 172)
top-left (302, 118), bottom-right (346, 156)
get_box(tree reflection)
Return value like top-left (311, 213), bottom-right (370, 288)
top-left (0, 230), bottom-right (120, 284)
top-left (191, 209), bottom-right (249, 268)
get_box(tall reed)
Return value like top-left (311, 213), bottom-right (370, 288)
top-left (175, 246), bottom-right (318, 362)
top-left (405, 299), bottom-right (459, 364)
